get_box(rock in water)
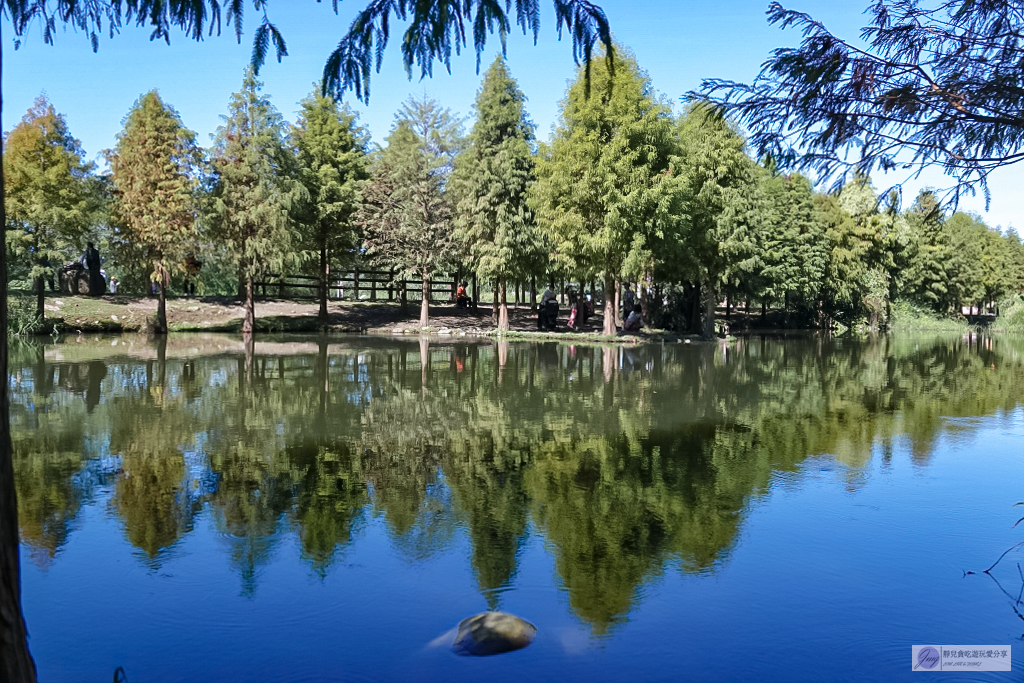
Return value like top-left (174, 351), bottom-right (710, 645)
top-left (452, 611), bottom-right (537, 656)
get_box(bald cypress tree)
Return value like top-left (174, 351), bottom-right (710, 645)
top-left (452, 57), bottom-right (544, 331)
top-left (532, 46), bottom-right (679, 335)
top-left (674, 104), bottom-right (760, 338)
top-left (209, 69), bottom-right (299, 335)
top-left (109, 91), bottom-right (202, 333)
top-left (359, 96), bottom-right (460, 329)
top-left (291, 90), bottom-right (370, 323)
top-left (4, 96), bottom-right (95, 325)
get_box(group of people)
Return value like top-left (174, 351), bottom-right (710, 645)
top-left (540, 283), bottom-right (643, 332)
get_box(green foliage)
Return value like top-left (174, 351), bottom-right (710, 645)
top-left (4, 95), bottom-right (98, 318)
top-left (993, 295), bottom-right (1024, 333)
top-left (209, 68), bottom-right (301, 333)
top-left (452, 57), bottom-right (546, 328)
top-left (291, 89), bottom-right (370, 318)
top-left (532, 46), bottom-right (680, 334)
top-left (671, 104), bottom-right (760, 335)
top-left (358, 95), bottom-right (462, 326)
top-left (888, 300), bottom-right (969, 333)
top-left (6, 296), bottom-right (41, 337)
top-left (108, 91), bottom-right (203, 330)
top-left (754, 172), bottom-right (828, 312)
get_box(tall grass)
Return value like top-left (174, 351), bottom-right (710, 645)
top-left (6, 295), bottom-right (42, 337)
top-left (992, 295), bottom-right (1024, 333)
top-left (887, 300), bottom-right (970, 333)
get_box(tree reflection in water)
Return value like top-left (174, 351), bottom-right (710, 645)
top-left (10, 333), bottom-right (1024, 627)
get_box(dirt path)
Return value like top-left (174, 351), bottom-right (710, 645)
top-left (41, 294), bottom-right (633, 339)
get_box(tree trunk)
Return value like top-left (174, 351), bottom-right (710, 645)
top-left (492, 283), bottom-right (499, 325)
top-left (400, 280), bottom-right (408, 314)
top-left (318, 244), bottom-right (328, 323)
top-left (690, 281), bottom-right (702, 334)
top-left (471, 274), bottom-right (479, 307)
top-left (640, 272), bottom-right (650, 325)
top-left (243, 273), bottom-right (255, 335)
top-left (602, 273), bottom-right (616, 335)
top-left (703, 279), bottom-right (716, 340)
top-left (530, 277), bottom-right (536, 312)
top-left (498, 279), bottom-right (510, 331)
top-left (420, 270), bottom-right (430, 328)
top-left (1, 32), bottom-right (40, 678)
top-left (614, 278), bottom-right (622, 328)
top-left (155, 276), bottom-right (168, 334)
top-left (34, 276), bottom-right (44, 327)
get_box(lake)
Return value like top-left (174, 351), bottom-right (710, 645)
top-left (11, 333), bottom-right (1024, 682)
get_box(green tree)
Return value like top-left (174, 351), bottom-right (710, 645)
top-left (452, 57), bottom-right (544, 331)
top-left (943, 213), bottom-right (986, 313)
top-left (291, 90), bottom-right (370, 323)
top-left (901, 191), bottom-right (954, 313)
top-left (208, 68), bottom-right (300, 335)
top-left (533, 46), bottom-right (679, 335)
top-left (673, 104), bottom-right (760, 338)
top-left (108, 91), bottom-right (202, 332)
top-left (4, 95), bottom-right (96, 325)
top-left (358, 96), bottom-right (461, 328)
top-left (754, 171), bottom-right (829, 322)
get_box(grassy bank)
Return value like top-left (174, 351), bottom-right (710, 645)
top-left (887, 300), bottom-right (971, 333)
top-left (992, 296), bottom-right (1024, 333)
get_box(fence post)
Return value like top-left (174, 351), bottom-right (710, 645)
top-left (371, 271), bottom-right (377, 301)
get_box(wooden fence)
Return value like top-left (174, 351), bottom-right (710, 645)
top-left (253, 269), bottom-right (458, 302)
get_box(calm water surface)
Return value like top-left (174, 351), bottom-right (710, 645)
top-left (12, 333), bottom-right (1024, 682)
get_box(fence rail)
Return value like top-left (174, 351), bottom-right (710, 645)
top-left (253, 269), bottom-right (459, 302)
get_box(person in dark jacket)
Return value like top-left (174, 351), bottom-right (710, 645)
top-left (538, 285), bottom-right (559, 330)
top-left (81, 242), bottom-right (106, 296)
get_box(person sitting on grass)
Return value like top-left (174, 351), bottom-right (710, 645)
top-left (624, 304), bottom-right (643, 332)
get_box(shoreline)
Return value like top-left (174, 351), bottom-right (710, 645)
top-left (13, 293), bottom-right (1012, 342)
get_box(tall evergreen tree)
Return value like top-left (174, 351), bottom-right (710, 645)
top-left (674, 104), bottom-right (760, 338)
top-left (901, 191), bottom-right (952, 313)
top-left (452, 57), bottom-right (544, 331)
top-left (358, 96), bottom-right (461, 328)
top-left (756, 171), bottom-right (829, 320)
top-left (291, 89), bottom-right (370, 323)
top-left (4, 95), bottom-right (95, 325)
top-left (209, 68), bottom-right (300, 335)
top-left (108, 91), bottom-right (202, 332)
top-left (532, 46), bottom-right (679, 335)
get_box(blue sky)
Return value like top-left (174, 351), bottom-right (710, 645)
top-left (3, 0), bottom-right (1020, 230)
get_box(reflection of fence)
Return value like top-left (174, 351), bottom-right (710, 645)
top-left (254, 270), bottom-right (457, 302)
